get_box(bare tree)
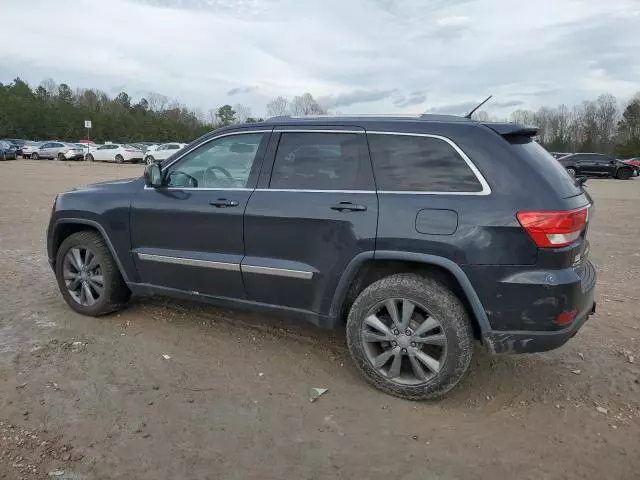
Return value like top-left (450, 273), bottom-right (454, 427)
top-left (147, 92), bottom-right (168, 111)
top-left (595, 94), bottom-right (619, 153)
top-left (40, 78), bottom-right (58, 97)
top-left (233, 103), bottom-right (252, 123)
top-left (290, 93), bottom-right (326, 116)
top-left (266, 96), bottom-right (289, 117)
top-left (510, 109), bottom-right (535, 125)
top-left (207, 108), bottom-right (218, 126)
top-left (472, 110), bottom-right (489, 121)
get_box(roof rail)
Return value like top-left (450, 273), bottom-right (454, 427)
top-left (267, 114), bottom-right (425, 121)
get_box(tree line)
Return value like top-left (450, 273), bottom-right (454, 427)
top-left (475, 93), bottom-right (640, 157)
top-left (0, 77), bottom-right (638, 157)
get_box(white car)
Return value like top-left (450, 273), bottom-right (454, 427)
top-left (86, 144), bottom-right (144, 163)
top-left (144, 143), bottom-right (187, 164)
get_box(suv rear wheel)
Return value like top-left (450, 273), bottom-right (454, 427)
top-left (55, 231), bottom-right (130, 316)
top-left (346, 273), bottom-right (473, 400)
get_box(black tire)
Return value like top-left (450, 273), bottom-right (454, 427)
top-left (55, 231), bottom-right (130, 316)
top-left (115, 154), bottom-right (124, 164)
top-left (616, 167), bottom-right (632, 180)
top-left (57, 152), bottom-right (65, 161)
top-left (31, 152), bottom-right (39, 160)
top-left (86, 154), bottom-right (94, 162)
top-left (346, 273), bottom-right (473, 400)
top-left (566, 167), bottom-right (576, 177)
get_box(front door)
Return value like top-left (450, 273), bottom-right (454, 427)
top-left (130, 129), bottom-right (272, 299)
top-left (93, 145), bottom-right (112, 161)
top-left (39, 142), bottom-right (55, 158)
top-left (243, 128), bottom-right (378, 315)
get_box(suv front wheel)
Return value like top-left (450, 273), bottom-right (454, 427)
top-left (346, 273), bottom-right (473, 400)
top-left (55, 231), bottom-right (130, 316)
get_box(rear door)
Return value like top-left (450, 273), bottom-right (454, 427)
top-left (130, 129), bottom-right (271, 299)
top-left (592, 154), bottom-right (616, 175)
top-left (242, 127), bottom-right (378, 315)
top-left (576, 154), bottom-right (599, 175)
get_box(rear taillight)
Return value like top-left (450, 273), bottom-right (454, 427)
top-left (517, 207), bottom-right (588, 248)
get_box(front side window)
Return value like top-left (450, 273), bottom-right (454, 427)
top-left (165, 132), bottom-right (266, 189)
top-left (270, 132), bottom-right (372, 190)
top-left (368, 134), bottom-right (482, 192)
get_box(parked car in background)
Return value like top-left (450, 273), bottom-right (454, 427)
top-left (621, 157), bottom-right (640, 176)
top-left (75, 143), bottom-right (101, 156)
top-left (0, 140), bottom-right (18, 160)
top-left (558, 153), bottom-right (634, 179)
top-left (46, 115), bottom-right (596, 400)
top-left (144, 143), bottom-right (186, 164)
top-left (21, 141), bottom-right (44, 158)
top-left (85, 144), bottom-right (144, 163)
top-left (1, 139), bottom-right (27, 156)
top-left (31, 142), bottom-right (84, 160)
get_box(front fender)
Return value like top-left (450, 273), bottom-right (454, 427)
top-left (50, 218), bottom-right (135, 283)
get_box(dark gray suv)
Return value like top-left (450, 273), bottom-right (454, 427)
top-left (46, 115), bottom-right (596, 400)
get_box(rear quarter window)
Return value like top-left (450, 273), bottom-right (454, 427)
top-left (508, 136), bottom-right (581, 198)
top-left (367, 133), bottom-right (483, 192)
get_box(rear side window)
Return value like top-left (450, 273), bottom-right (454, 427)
top-left (508, 137), bottom-right (581, 198)
top-left (367, 134), bottom-right (483, 192)
top-left (270, 132), bottom-right (373, 190)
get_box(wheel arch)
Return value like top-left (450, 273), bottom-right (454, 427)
top-left (51, 219), bottom-right (131, 283)
top-left (330, 251), bottom-right (490, 338)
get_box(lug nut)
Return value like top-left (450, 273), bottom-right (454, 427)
top-left (401, 348), bottom-right (407, 353)
top-left (405, 329), bottom-right (412, 336)
top-left (392, 341), bottom-right (397, 346)
top-left (393, 330), bottom-right (399, 335)
top-left (411, 342), bottom-right (416, 347)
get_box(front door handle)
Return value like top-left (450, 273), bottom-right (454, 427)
top-left (210, 198), bottom-right (239, 208)
top-left (331, 202), bottom-right (367, 212)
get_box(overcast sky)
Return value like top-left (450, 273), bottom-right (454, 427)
top-left (1, 0), bottom-right (639, 117)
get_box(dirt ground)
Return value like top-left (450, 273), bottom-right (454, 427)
top-left (0, 159), bottom-right (638, 480)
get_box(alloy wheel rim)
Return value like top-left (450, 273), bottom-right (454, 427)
top-left (62, 247), bottom-right (104, 306)
top-left (361, 298), bottom-right (447, 385)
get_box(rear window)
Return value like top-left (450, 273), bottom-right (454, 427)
top-left (367, 134), bottom-right (483, 192)
top-left (508, 137), bottom-right (581, 198)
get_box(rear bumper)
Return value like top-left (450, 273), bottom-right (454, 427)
top-left (483, 294), bottom-right (596, 354)
top-left (465, 260), bottom-right (597, 354)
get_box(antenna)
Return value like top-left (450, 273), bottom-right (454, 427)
top-left (465, 95), bottom-right (493, 119)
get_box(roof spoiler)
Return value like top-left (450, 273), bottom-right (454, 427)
top-left (483, 122), bottom-right (538, 137)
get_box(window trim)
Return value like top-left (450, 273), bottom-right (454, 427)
top-left (155, 128), bottom-right (490, 195)
top-left (366, 131), bottom-right (491, 196)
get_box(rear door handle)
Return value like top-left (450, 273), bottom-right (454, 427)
top-left (210, 198), bottom-right (239, 208)
top-left (330, 202), bottom-right (367, 212)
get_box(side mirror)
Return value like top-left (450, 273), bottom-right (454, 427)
top-left (143, 163), bottom-right (163, 188)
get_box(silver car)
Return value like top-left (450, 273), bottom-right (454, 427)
top-left (21, 141), bottom-right (44, 158)
top-left (32, 141), bottom-right (84, 161)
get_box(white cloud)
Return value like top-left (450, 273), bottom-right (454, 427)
top-left (0, 0), bottom-right (638, 117)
